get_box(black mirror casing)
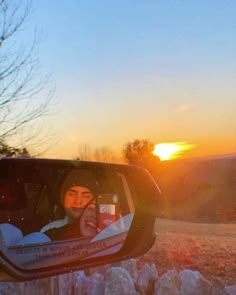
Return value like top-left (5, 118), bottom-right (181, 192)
top-left (0, 158), bottom-right (162, 281)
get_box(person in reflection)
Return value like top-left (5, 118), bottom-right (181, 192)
top-left (41, 171), bottom-right (98, 240)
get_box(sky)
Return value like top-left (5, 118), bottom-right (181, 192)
top-left (20, 0), bottom-right (236, 159)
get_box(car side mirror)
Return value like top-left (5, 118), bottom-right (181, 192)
top-left (0, 158), bottom-right (161, 281)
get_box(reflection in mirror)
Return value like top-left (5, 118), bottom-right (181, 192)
top-left (0, 163), bottom-right (134, 271)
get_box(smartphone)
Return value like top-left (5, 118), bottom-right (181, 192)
top-left (97, 194), bottom-right (119, 230)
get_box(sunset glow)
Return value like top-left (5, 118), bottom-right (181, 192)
top-left (153, 142), bottom-right (196, 161)
top-left (25, 2), bottom-right (235, 160)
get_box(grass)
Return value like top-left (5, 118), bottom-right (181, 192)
top-left (137, 218), bottom-right (236, 286)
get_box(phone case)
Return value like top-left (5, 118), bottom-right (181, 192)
top-left (97, 194), bottom-right (118, 229)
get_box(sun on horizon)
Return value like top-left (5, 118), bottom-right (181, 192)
top-left (153, 142), bottom-right (196, 161)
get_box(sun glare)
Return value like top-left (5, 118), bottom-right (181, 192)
top-left (153, 142), bottom-right (195, 161)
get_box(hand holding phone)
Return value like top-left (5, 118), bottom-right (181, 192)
top-left (97, 194), bottom-right (119, 230)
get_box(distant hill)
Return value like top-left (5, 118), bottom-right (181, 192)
top-left (154, 154), bottom-right (236, 223)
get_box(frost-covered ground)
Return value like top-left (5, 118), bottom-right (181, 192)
top-left (137, 218), bottom-right (236, 285)
top-left (0, 218), bottom-right (235, 294)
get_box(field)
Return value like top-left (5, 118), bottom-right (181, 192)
top-left (137, 218), bottom-right (236, 286)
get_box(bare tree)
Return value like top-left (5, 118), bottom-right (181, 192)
top-left (93, 146), bottom-right (120, 163)
top-left (76, 144), bottom-right (93, 161)
top-left (77, 144), bottom-right (122, 163)
top-left (0, 0), bottom-right (53, 152)
top-left (0, 140), bottom-right (30, 157)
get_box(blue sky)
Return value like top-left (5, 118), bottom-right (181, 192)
top-left (21, 0), bottom-right (236, 158)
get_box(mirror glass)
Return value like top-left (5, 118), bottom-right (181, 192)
top-left (0, 160), bottom-right (134, 271)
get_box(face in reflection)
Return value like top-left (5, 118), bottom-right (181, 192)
top-left (80, 204), bottom-right (97, 237)
top-left (64, 185), bottom-right (96, 237)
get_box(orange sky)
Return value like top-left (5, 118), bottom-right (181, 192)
top-left (155, 135), bottom-right (236, 161)
top-left (20, 2), bottom-right (236, 161)
top-left (42, 134), bottom-right (236, 162)
top-left (183, 136), bottom-right (236, 159)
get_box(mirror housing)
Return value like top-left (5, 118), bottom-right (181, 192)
top-left (0, 157), bottom-right (161, 281)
